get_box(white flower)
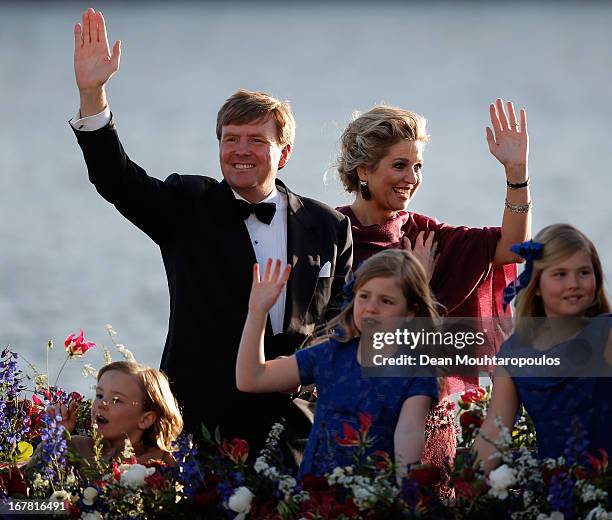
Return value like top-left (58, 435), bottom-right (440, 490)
top-left (49, 490), bottom-right (71, 502)
top-left (119, 463), bottom-right (156, 489)
top-left (82, 486), bottom-right (98, 506)
top-left (82, 364), bottom-right (98, 378)
top-left (585, 506), bottom-right (612, 520)
top-left (488, 464), bottom-right (517, 500)
top-left (80, 512), bottom-right (104, 520)
top-left (227, 486), bottom-right (254, 519)
top-left (537, 512), bottom-right (564, 520)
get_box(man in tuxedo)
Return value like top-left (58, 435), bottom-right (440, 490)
top-left (70, 8), bottom-right (352, 451)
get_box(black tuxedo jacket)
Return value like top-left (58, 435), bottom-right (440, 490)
top-left (74, 121), bottom-right (353, 448)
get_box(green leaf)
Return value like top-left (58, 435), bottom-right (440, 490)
top-left (201, 423), bottom-right (211, 443)
top-left (15, 441), bottom-right (33, 463)
top-left (214, 426), bottom-right (221, 445)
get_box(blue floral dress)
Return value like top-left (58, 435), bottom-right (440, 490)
top-left (295, 337), bottom-right (438, 477)
top-left (499, 315), bottom-right (612, 459)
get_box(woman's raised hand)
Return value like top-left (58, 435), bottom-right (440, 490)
top-left (248, 259), bottom-right (292, 314)
top-left (74, 8), bottom-right (121, 93)
top-left (486, 99), bottom-right (528, 169)
top-left (403, 231), bottom-right (438, 282)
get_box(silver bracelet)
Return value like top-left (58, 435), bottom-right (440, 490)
top-left (504, 199), bottom-right (532, 213)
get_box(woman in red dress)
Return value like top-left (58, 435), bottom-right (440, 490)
top-left (334, 99), bottom-right (531, 492)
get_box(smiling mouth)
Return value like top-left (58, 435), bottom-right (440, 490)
top-left (234, 163), bottom-right (255, 169)
top-left (563, 295), bottom-right (584, 303)
top-left (393, 187), bottom-right (411, 196)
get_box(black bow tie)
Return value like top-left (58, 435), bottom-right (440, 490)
top-left (234, 199), bottom-right (276, 225)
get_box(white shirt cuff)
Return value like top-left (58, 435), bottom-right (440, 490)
top-left (70, 106), bottom-right (112, 131)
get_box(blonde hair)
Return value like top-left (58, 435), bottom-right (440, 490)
top-left (515, 224), bottom-right (610, 318)
top-left (216, 89), bottom-right (296, 148)
top-left (337, 105), bottom-right (429, 193)
top-left (97, 361), bottom-right (183, 453)
top-left (314, 249), bottom-right (440, 344)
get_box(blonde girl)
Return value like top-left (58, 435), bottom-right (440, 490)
top-left (475, 224), bottom-right (612, 472)
top-left (236, 249), bottom-right (439, 479)
top-left (54, 361), bottom-right (183, 465)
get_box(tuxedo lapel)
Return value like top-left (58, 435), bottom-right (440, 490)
top-left (277, 180), bottom-right (321, 331)
top-left (201, 180), bottom-right (257, 292)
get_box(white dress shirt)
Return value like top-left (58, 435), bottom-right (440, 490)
top-left (70, 106), bottom-right (289, 334)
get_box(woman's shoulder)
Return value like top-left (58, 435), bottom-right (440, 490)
top-left (137, 448), bottom-right (176, 466)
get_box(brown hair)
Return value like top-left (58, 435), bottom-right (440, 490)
top-left (314, 248), bottom-right (440, 344)
top-left (337, 105), bottom-right (429, 193)
top-left (216, 89), bottom-right (296, 148)
top-left (515, 224), bottom-right (611, 318)
top-left (97, 361), bottom-right (183, 453)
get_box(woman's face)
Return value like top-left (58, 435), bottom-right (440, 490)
top-left (537, 250), bottom-right (597, 318)
top-left (358, 140), bottom-right (424, 211)
top-left (353, 276), bottom-right (415, 331)
top-left (92, 370), bottom-right (152, 445)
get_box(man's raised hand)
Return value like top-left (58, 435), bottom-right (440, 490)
top-left (74, 8), bottom-right (120, 114)
top-left (248, 259), bottom-right (291, 314)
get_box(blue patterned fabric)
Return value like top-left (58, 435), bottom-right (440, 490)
top-left (499, 316), bottom-right (612, 459)
top-left (295, 337), bottom-right (438, 477)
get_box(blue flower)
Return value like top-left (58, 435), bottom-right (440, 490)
top-left (36, 412), bottom-right (68, 485)
top-left (172, 434), bottom-right (203, 499)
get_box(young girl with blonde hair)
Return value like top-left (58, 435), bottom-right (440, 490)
top-left (475, 224), bottom-right (612, 472)
top-left (236, 249), bottom-right (439, 479)
top-left (53, 361), bottom-right (183, 465)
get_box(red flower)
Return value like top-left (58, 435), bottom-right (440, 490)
top-left (408, 464), bottom-right (443, 487)
top-left (64, 330), bottom-right (95, 358)
top-left (460, 410), bottom-right (484, 432)
top-left (0, 467), bottom-right (29, 496)
top-left (587, 449), bottom-right (609, 475)
top-left (219, 438), bottom-right (249, 464)
top-left (459, 387), bottom-right (487, 407)
top-left (358, 412), bottom-right (372, 436)
top-left (300, 474), bottom-right (330, 493)
top-left (145, 471), bottom-right (168, 490)
top-left (334, 421), bottom-right (360, 447)
top-left (372, 450), bottom-right (392, 470)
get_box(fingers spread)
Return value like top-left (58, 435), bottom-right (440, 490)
top-left (507, 101), bottom-right (518, 130)
top-left (263, 258), bottom-right (273, 281)
top-left (489, 103), bottom-right (502, 134)
top-left (74, 23), bottom-right (82, 49)
top-left (496, 98), bottom-right (510, 130)
top-left (282, 264), bottom-right (292, 283)
top-left (252, 263), bottom-right (260, 284)
top-left (485, 126), bottom-right (495, 151)
top-left (520, 108), bottom-right (528, 133)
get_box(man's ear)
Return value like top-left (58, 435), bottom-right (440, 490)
top-left (278, 144), bottom-right (292, 170)
top-left (138, 411), bottom-right (158, 431)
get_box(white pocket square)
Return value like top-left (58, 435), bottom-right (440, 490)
top-left (318, 261), bottom-right (331, 278)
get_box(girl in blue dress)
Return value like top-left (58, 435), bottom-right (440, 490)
top-left (475, 224), bottom-right (612, 472)
top-left (236, 249), bottom-right (439, 479)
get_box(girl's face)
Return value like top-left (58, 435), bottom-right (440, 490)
top-left (353, 276), bottom-right (415, 331)
top-left (358, 140), bottom-right (424, 211)
top-left (92, 370), bottom-right (155, 446)
top-left (537, 250), bottom-right (596, 318)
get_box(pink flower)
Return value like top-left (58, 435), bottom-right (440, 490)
top-left (458, 387), bottom-right (487, 408)
top-left (64, 330), bottom-right (95, 358)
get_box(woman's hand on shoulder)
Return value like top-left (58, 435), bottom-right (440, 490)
top-left (486, 99), bottom-right (529, 170)
top-left (248, 259), bottom-right (291, 314)
top-left (403, 231), bottom-right (438, 282)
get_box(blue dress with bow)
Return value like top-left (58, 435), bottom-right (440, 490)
top-left (498, 315), bottom-right (612, 459)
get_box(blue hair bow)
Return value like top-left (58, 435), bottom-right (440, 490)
top-left (502, 240), bottom-right (545, 309)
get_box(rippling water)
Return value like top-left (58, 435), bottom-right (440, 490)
top-left (1, 1), bottom-right (611, 395)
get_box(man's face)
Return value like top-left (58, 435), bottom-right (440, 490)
top-left (219, 117), bottom-right (291, 203)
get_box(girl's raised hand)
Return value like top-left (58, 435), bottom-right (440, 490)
top-left (248, 259), bottom-right (291, 314)
top-left (46, 401), bottom-right (78, 434)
